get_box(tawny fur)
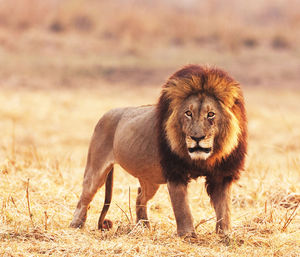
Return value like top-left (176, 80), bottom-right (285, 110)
top-left (70, 64), bottom-right (247, 237)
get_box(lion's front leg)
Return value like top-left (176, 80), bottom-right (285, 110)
top-left (206, 177), bottom-right (233, 234)
top-left (167, 182), bottom-right (196, 237)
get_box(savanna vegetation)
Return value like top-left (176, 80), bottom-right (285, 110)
top-left (0, 0), bottom-right (299, 256)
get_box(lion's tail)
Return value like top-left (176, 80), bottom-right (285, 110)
top-left (98, 168), bottom-right (114, 230)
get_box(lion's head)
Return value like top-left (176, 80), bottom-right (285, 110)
top-left (157, 65), bottom-right (247, 171)
top-left (172, 94), bottom-right (225, 161)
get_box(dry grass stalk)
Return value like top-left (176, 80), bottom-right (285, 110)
top-left (281, 202), bottom-right (299, 232)
top-left (195, 217), bottom-right (215, 230)
top-left (114, 202), bottom-right (132, 226)
top-left (25, 178), bottom-right (34, 228)
top-left (9, 195), bottom-right (19, 212)
top-left (265, 200), bottom-right (267, 214)
top-left (44, 211), bottom-right (48, 231)
top-left (128, 187), bottom-right (134, 224)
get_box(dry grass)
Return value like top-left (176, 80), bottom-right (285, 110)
top-left (1, 86), bottom-right (300, 256)
top-left (0, 0), bottom-right (300, 256)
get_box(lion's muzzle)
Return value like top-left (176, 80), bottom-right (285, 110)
top-left (186, 135), bottom-right (213, 160)
top-left (188, 146), bottom-right (212, 154)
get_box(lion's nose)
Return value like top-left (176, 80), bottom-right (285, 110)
top-left (191, 135), bottom-right (205, 143)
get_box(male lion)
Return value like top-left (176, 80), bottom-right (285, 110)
top-left (70, 64), bottom-right (247, 237)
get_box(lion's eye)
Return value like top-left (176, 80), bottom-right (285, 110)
top-left (207, 112), bottom-right (215, 119)
top-left (185, 111), bottom-right (192, 117)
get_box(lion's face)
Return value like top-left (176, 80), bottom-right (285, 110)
top-left (165, 92), bottom-right (241, 163)
top-left (162, 66), bottom-right (244, 164)
top-left (180, 95), bottom-right (221, 160)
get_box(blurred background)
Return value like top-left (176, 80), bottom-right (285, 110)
top-left (0, 0), bottom-right (299, 89)
top-left (1, 1), bottom-right (300, 256)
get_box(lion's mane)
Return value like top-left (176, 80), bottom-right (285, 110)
top-left (156, 65), bottom-right (247, 185)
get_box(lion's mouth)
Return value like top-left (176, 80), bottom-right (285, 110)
top-left (188, 146), bottom-right (212, 154)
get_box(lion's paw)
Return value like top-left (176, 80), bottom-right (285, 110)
top-left (98, 219), bottom-right (113, 230)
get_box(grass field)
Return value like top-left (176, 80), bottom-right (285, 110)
top-left (1, 87), bottom-right (300, 256)
top-left (0, 0), bottom-right (300, 256)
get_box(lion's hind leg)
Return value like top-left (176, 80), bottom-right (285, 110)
top-left (70, 161), bottom-right (113, 229)
top-left (135, 180), bottom-right (159, 228)
top-left (70, 123), bottom-right (115, 229)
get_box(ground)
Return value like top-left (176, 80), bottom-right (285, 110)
top-left (0, 0), bottom-right (300, 256)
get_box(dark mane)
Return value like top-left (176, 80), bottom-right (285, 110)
top-left (156, 64), bottom-right (247, 185)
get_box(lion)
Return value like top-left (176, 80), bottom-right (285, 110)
top-left (70, 64), bottom-right (247, 237)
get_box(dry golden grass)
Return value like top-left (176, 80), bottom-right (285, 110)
top-left (0, 0), bottom-right (300, 256)
top-left (0, 86), bottom-right (299, 256)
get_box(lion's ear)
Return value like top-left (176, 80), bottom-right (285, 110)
top-left (205, 72), bottom-right (241, 108)
top-left (220, 84), bottom-right (241, 108)
top-left (162, 78), bottom-right (190, 100)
